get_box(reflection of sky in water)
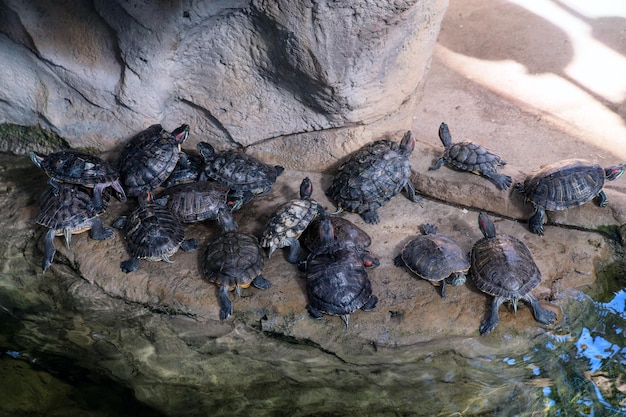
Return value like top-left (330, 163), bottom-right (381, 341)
top-left (576, 327), bottom-right (621, 372)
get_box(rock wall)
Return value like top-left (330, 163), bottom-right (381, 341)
top-left (0, 0), bottom-right (447, 169)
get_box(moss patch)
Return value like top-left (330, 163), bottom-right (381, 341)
top-left (0, 123), bottom-right (70, 155)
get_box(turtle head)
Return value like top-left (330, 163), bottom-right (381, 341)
top-left (171, 124), bottom-right (190, 146)
top-left (197, 142), bottom-right (215, 161)
top-left (361, 251), bottom-right (380, 269)
top-left (318, 216), bottom-right (335, 247)
top-left (29, 151), bottom-right (46, 169)
top-left (605, 164), bottom-right (626, 181)
top-left (399, 130), bottom-right (415, 155)
top-left (299, 177), bottom-right (313, 199)
top-left (478, 212), bottom-right (497, 239)
top-left (217, 208), bottom-right (238, 232)
top-left (438, 122), bottom-right (453, 148)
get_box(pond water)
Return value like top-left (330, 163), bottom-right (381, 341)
top-left (0, 284), bottom-right (624, 416)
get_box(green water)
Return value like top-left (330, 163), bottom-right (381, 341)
top-left (0, 286), bottom-right (624, 416)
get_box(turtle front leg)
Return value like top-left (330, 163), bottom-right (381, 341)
top-left (428, 157), bottom-right (445, 171)
top-left (42, 229), bottom-right (57, 272)
top-left (528, 207), bottom-right (546, 235)
top-left (48, 178), bottom-right (61, 196)
top-left (480, 296), bottom-right (505, 335)
top-left (92, 184), bottom-right (107, 213)
top-left (218, 285), bottom-right (233, 320)
top-left (404, 180), bottom-right (422, 203)
top-left (595, 190), bottom-right (608, 207)
top-left (482, 171), bottom-right (512, 191)
top-left (524, 293), bottom-right (557, 325)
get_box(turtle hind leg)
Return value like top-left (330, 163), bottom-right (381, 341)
top-left (404, 181), bottom-right (422, 203)
top-left (218, 286), bottom-right (233, 320)
top-left (393, 255), bottom-right (405, 268)
top-left (480, 296), bottom-right (505, 335)
top-left (42, 229), bottom-right (57, 273)
top-left (121, 258), bottom-right (140, 273)
top-left (89, 218), bottom-right (114, 240)
top-left (361, 295), bottom-right (378, 312)
top-left (524, 293), bottom-right (557, 325)
top-left (252, 275), bottom-right (271, 290)
top-left (306, 304), bottom-right (324, 319)
top-left (482, 170), bottom-right (512, 190)
top-left (180, 238), bottom-right (198, 252)
top-left (428, 157), bottom-right (445, 171)
top-left (361, 209), bottom-right (380, 224)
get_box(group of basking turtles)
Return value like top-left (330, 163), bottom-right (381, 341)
top-left (30, 122), bottom-right (626, 334)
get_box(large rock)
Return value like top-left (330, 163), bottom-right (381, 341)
top-left (0, 0), bottom-right (447, 169)
top-left (0, 152), bottom-right (619, 416)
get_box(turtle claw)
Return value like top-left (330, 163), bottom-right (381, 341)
top-left (121, 258), bottom-right (140, 273)
top-left (361, 210), bottom-right (379, 224)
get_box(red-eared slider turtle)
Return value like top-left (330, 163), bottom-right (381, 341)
top-left (161, 149), bottom-right (204, 188)
top-left (260, 177), bottom-right (324, 263)
top-left (394, 224), bottom-right (469, 298)
top-left (198, 142), bottom-right (284, 206)
top-left (30, 149), bottom-right (126, 213)
top-left (470, 213), bottom-right (557, 335)
top-left (327, 131), bottom-right (420, 224)
top-left (36, 184), bottom-right (114, 272)
top-left (202, 214), bottom-right (270, 320)
top-left (429, 122), bottom-right (512, 190)
top-left (119, 124), bottom-right (189, 200)
top-left (301, 216), bottom-right (379, 268)
top-left (516, 159), bottom-right (626, 235)
top-left (303, 217), bottom-right (378, 328)
top-left (155, 181), bottom-right (239, 226)
top-left (113, 202), bottom-right (198, 273)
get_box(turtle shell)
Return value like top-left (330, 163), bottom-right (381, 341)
top-left (199, 142), bottom-right (284, 202)
top-left (32, 150), bottom-right (121, 187)
top-left (157, 181), bottom-right (231, 223)
top-left (202, 231), bottom-right (264, 290)
top-left (470, 234), bottom-right (541, 299)
top-left (260, 199), bottom-right (323, 254)
top-left (302, 216), bottom-right (372, 253)
top-left (305, 246), bottom-right (374, 317)
top-left (397, 225), bottom-right (469, 283)
top-left (119, 124), bottom-right (189, 198)
top-left (120, 203), bottom-right (185, 261)
top-left (444, 141), bottom-right (505, 173)
top-left (327, 136), bottom-right (412, 221)
top-left (519, 159), bottom-right (606, 211)
top-left (161, 150), bottom-right (204, 188)
top-left (37, 184), bottom-right (106, 235)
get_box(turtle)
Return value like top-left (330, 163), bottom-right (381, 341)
top-left (394, 224), bottom-right (469, 298)
top-left (119, 124), bottom-right (190, 200)
top-left (260, 177), bottom-right (325, 263)
top-left (429, 122), bottom-right (512, 190)
top-left (36, 184), bottom-right (114, 273)
top-left (202, 213), bottom-right (270, 320)
top-left (30, 149), bottom-right (126, 213)
top-left (516, 159), bottom-right (626, 235)
top-left (470, 213), bottom-right (557, 335)
top-left (113, 202), bottom-right (198, 273)
top-left (326, 130), bottom-right (420, 224)
top-left (301, 215), bottom-right (379, 267)
top-left (155, 181), bottom-right (240, 226)
top-left (161, 149), bottom-right (204, 188)
top-left (302, 217), bottom-right (378, 328)
top-left (198, 141), bottom-right (284, 206)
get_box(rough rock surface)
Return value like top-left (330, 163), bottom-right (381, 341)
top-left (0, 152), bottom-right (620, 416)
top-left (0, 0), bottom-right (447, 169)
